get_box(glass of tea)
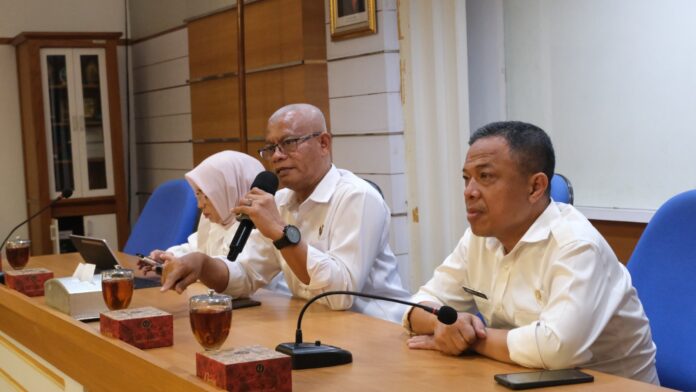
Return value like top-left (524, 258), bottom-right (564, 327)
top-left (101, 268), bottom-right (134, 310)
top-left (6, 238), bottom-right (31, 270)
top-left (189, 289), bottom-right (233, 351)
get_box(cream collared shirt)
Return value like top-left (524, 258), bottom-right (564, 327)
top-left (221, 165), bottom-right (411, 323)
top-left (406, 202), bottom-right (658, 384)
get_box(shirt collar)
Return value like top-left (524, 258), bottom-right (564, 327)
top-left (484, 201), bottom-right (560, 251)
top-left (277, 164), bottom-right (339, 208)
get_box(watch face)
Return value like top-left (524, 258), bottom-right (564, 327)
top-left (286, 225), bottom-right (301, 243)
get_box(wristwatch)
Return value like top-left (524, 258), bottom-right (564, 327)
top-left (273, 225), bottom-right (301, 249)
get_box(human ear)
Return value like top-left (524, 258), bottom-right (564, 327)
top-left (319, 132), bottom-right (332, 152)
top-left (528, 173), bottom-right (548, 202)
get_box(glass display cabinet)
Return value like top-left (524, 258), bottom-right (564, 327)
top-left (13, 32), bottom-right (127, 255)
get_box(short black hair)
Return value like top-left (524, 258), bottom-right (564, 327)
top-left (469, 121), bottom-right (555, 195)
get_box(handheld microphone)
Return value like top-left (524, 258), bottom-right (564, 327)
top-left (0, 188), bottom-right (73, 252)
top-left (275, 290), bottom-right (458, 369)
top-left (227, 171), bottom-right (279, 261)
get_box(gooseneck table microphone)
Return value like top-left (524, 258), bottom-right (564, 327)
top-left (0, 188), bottom-right (73, 252)
top-left (275, 290), bottom-right (458, 369)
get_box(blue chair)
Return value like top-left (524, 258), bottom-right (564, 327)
top-left (123, 179), bottom-right (199, 256)
top-left (550, 173), bottom-right (574, 204)
top-left (362, 178), bottom-right (384, 199)
top-left (627, 190), bottom-right (696, 391)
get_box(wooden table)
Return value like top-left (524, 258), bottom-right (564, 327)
top-left (0, 253), bottom-right (673, 391)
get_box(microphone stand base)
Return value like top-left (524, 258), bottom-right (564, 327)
top-left (276, 342), bottom-right (352, 369)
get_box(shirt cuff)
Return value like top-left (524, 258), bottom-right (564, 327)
top-left (220, 256), bottom-right (247, 298)
top-left (297, 245), bottom-right (337, 291)
top-left (400, 294), bottom-right (443, 333)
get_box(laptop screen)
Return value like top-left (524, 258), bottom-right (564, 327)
top-left (70, 234), bottom-right (119, 272)
top-left (69, 235), bottom-right (160, 289)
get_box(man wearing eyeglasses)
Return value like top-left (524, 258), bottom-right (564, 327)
top-left (158, 103), bottom-right (411, 322)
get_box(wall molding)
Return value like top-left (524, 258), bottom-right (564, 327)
top-left (577, 206), bottom-right (654, 223)
top-left (130, 24), bottom-right (186, 45)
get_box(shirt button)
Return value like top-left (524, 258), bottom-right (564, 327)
top-left (535, 290), bottom-right (542, 302)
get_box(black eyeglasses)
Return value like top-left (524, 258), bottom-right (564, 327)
top-left (258, 132), bottom-right (323, 160)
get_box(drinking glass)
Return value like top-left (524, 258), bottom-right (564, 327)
top-left (189, 290), bottom-right (233, 351)
top-left (101, 268), bottom-right (134, 310)
top-left (6, 238), bottom-right (31, 270)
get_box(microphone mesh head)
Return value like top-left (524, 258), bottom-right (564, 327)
top-left (437, 306), bottom-right (458, 325)
top-left (251, 171), bottom-right (279, 195)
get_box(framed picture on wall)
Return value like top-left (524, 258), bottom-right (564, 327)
top-left (329, 0), bottom-right (377, 41)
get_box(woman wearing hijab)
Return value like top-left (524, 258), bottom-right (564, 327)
top-left (157, 151), bottom-right (264, 257)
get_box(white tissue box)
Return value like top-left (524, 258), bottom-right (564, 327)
top-left (44, 275), bottom-right (108, 320)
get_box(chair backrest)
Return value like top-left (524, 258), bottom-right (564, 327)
top-left (362, 178), bottom-right (384, 199)
top-left (123, 179), bottom-right (199, 256)
top-left (550, 173), bottom-right (574, 204)
top-left (627, 189), bottom-right (696, 391)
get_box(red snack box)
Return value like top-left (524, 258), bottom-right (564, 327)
top-left (100, 306), bottom-right (173, 349)
top-left (5, 268), bottom-right (54, 297)
top-left (197, 345), bottom-right (292, 392)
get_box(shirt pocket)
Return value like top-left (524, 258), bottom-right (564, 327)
top-left (511, 286), bottom-right (546, 326)
top-left (305, 222), bottom-right (329, 251)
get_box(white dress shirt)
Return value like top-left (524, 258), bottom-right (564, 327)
top-left (221, 165), bottom-right (411, 323)
top-left (167, 216), bottom-right (239, 257)
top-left (406, 202), bottom-right (658, 384)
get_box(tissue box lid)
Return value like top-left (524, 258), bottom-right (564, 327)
top-left (5, 267), bottom-right (52, 276)
top-left (196, 345), bottom-right (292, 392)
top-left (205, 345), bottom-right (290, 364)
top-left (102, 306), bottom-right (169, 320)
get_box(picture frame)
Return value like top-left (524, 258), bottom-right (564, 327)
top-left (329, 0), bottom-right (377, 41)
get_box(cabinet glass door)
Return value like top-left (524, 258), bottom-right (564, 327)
top-left (42, 52), bottom-right (77, 195)
top-left (75, 50), bottom-right (113, 196)
top-left (40, 48), bottom-right (114, 198)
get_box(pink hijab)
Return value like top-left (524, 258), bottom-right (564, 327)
top-left (185, 151), bottom-right (264, 226)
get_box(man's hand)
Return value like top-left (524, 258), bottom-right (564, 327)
top-left (137, 249), bottom-right (167, 275)
top-left (232, 188), bottom-right (285, 241)
top-left (159, 252), bottom-right (206, 294)
top-left (408, 312), bottom-right (487, 355)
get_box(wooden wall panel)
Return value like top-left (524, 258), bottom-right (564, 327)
top-left (246, 64), bottom-right (329, 139)
top-left (248, 140), bottom-right (273, 171)
top-left (188, 10), bottom-right (237, 79)
top-left (192, 142), bottom-right (269, 171)
top-left (301, 63), bottom-right (330, 128)
top-left (245, 0), bottom-right (303, 69)
top-left (187, 0), bottom-right (328, 164)
top-left (590, 220), bottom-right (647, 264)
top-left (301, 0), bottom-right (328, 60)
top-left (246, 66), bottom-right (305, 137)
top-left (193, 142), bottom-right (241, 165)
top-left (190, 78), bottom-right (239, 139)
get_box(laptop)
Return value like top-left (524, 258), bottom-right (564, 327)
top-left (70, 234), bottom-right (161, 289)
